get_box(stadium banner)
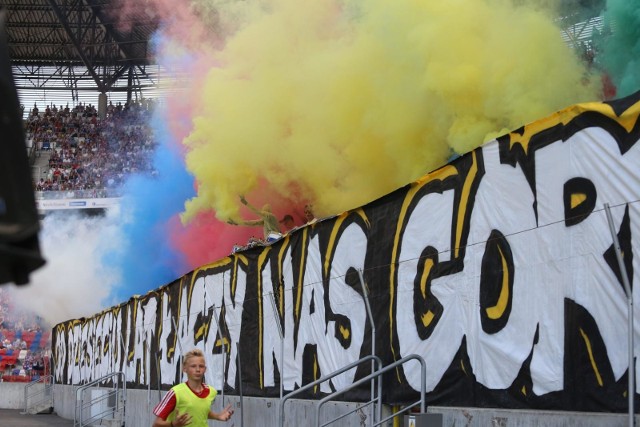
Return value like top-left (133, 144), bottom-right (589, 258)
top-left (34, 197), bottom-right (120, 211)
top-left (52, 91), bottom-right (640, 411)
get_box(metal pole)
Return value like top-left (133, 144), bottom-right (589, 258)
top-left (119, 334), bottom-right (126, 381)
top-left (202, 291), bottom-right (211, 387)
top-left (604, 203), bottom-right (635, 427)
top-left (203, 289), bottom-right (217, 390)
top-left (237, 342), bottom-right (244, 427)
top-left (269, 292), bottom-right (284, 400)
top-left (358, 268), bottom-right (378, 425)
top-left (211, 303), bottom-right (226, 404)
top-left (146, 340), bottom-right (151, 415)
top-left (119, 334), bottom-right (128, 424)
top-left (156, 352), bottom-right (162, 403)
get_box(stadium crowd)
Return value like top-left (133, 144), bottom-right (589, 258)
top-left (0, 288), bottom-right (51, 382)
top-left (29, 99), bottom-right (157, 195)
top-left (0, 99), bottom-right (159, 383)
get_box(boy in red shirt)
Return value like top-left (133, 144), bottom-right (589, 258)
top-left (152, 349), bottom-right (234, 427)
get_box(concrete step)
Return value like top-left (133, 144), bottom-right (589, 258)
top-left (31, 150), bottom-right (52, 182)
top-left (25, 403), bottom-right (54, 415)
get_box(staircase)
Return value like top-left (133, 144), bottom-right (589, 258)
top-left (22, 375), bottom-right (54, 416)
top-left (74, 372), bottom-right (126, 427)
top-left (31, 148), bottom-right (51, 184)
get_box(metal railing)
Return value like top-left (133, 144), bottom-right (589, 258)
top-left (22, 374), bottom-right (54, 415)
top-left (315, 354), bottom-right (427, 427)
top-left (74, 372), bottom-right (126, 427)
top-left (279, 354), bottom-right (383, 427)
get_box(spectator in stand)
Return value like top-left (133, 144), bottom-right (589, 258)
top-left (304, 204), bottom-right (317, 224)
top-left (280, 214), bottom-right (295, 232)
top-left (31, 100), bottom-right (158, 195)
top-left (227, 196), bottom-right (283, 243)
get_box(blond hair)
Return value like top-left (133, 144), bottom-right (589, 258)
top-left (182, 348), bottom-right (205, 369)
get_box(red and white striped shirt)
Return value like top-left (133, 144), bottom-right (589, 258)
top-left (152, 383), bottom-right (211, 420)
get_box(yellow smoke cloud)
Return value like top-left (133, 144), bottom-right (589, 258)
top-left (181, 0), bottom-right (601, 223)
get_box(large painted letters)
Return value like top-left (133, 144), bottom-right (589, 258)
top-left (53, 92), bottom-right (640, 411)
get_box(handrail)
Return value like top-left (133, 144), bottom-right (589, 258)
top-left (357, 268), bottom-right (377, 425)
top-left (315, 354), bottom-right (427, 427)
top-left (23, 375), bottom-right (54, 414)
top-left (279, 354), bottom-right (383, 427)
top-left (74, 371), bottom-right (126, 427)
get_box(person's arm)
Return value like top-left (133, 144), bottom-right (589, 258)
top-left (208, 403), bottom-right (234, 421)
top-left (239, 195), bottom-right (261, 215)
top-left (152, 416), bottom-right (171, 427)
top-left (228, 218), bottom-right (264, 227)
top-left (152, 390), bottom-right (180, 427)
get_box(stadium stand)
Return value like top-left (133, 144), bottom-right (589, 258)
top-left (0, 99), bottom-right (146, 382)
top-left (0, 288), bottom-right (51, 383)
top-left (30, 99), bottom-right (157, 195)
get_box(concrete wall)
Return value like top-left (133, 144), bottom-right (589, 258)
top-left (0, 382), bottom-right (28, 410)
top-left (431, 407), bottom-right (640, 427)
top-left (1, 382), bottom-right (639, 426)
top-left (53, 386), bottom-right (386, 426)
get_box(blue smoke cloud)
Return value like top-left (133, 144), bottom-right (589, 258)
top-left (106, 108), bottom-right (195, 301)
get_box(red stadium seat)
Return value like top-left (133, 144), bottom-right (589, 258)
top-left (22, 330), bottom-right (35, 344)
top-left (1, 375), bottom-right (31, 382)
top-left (2, 329), bottom-right (14, 341)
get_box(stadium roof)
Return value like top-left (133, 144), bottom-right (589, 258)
top-left (0, 0), bottom-right (161, 104)
top-left (0, 0), bottom-right (609, 110)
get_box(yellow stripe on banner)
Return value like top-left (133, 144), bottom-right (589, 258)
top-left (420, 258), bottom-right (433, 299)
top-left (233, 255), bottom-right (248, 295)
top-left (325, 214), bottom-right (347, 277)
top-left (507, 99), bottom-right (640, 154)
top-left (456, 151), bottom-right (478, 259)
top-left (579, 327), bottom-right (603, 386)
top-left (195, 323), bottom-right (206, 340)
top-left (129, 297), bottom-right (139, 360)
top-left (486, 245), bottom-right (509, 320)
top-left (389, 165), bottom-right (458, 377)
top-left (193, 257), bottom-right (232, 275)
top-left (582, 101), bottom-right (640, 133)
top-left (571, 193), bottom-right (586, 209)
top-left (313, 353), bottom-right (319, 393)
top-left (295, 228), bottom-right (308, 323)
